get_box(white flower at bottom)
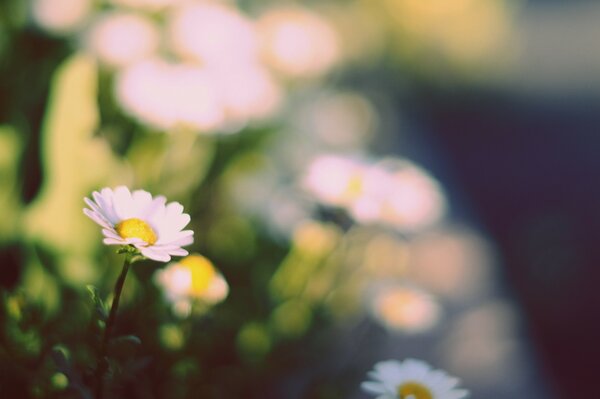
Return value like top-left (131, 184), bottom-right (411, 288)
top-left (362, 359), bottom-right (469, 399)
top-left (154, 254), bottom-right (228, 317)
top-left (83, 186), bottom-right (193, 262)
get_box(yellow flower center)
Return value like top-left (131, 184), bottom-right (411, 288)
top-left (116, 218), bottom-right (157, 245)
top-left (345, 174), bottom-right (364, 198)
top-left (398, 382), bottom-right (433, 399)
top-left (179, 255), bottom-right (216, 295)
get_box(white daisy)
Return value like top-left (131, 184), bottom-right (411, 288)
top-left (83, 186), bottom-right (193, 262)
top-left (154, 254), bottom-right (228, 317)
top-left (362, 359), bottom-right (469, 399)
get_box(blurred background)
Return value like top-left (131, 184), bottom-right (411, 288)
top-left (1, 0), bottom-right (598, 397)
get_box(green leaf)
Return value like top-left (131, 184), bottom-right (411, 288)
top-left (86, 285), bottom-right (107, 321)
top-left (0, 125), bottom-right (23, 241)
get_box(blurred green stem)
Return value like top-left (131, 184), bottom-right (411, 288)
top-left (94, 253), bottom-right (137, 399)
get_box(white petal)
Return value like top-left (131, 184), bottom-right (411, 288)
top-left (143, 195), bottom-right (167, 219)
top-left (84, 208), bottom-right (113, 229)
top-left (166, 247), bottom-right (188, 256)
top-left (141, 247), bottom-right (171, 262)
top-left (158, 229), bottom-right (194, 246)
top-left (113, 186), bottom-right (135, 220)
top-left (102, 228), bottom-right (121, 240)
top-left (131, 189), bottom-right (153, 217)
top-left (103, 237), bottom-right (126, 245)
top-left (96, 188), bottom-right (120, 223)
top-left (361, 382), bottom-right (386, 395)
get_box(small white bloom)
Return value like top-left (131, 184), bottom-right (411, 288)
top-left (378, 160), bottom-right (446, 231)
top-left (167, 2), bottom-right (258, 66)
top-left (302, 154), bottom-right (366, 207)
top-left (32, 0), bottom-right (93, 34)
top-left (85, 12), bottom-right (160, 68)
top-left (258, 7), bottom-right (340, 78)
top-left (362, 358), bottom-right (469, 399)
top-left (115, 58), bottom-right (225, 132)
top-left (368, 284), bottom-right (441, 334)
top-left (154, 254), bottom-right (228, 317)
top-left (83, 186), bottom-right (193, 262)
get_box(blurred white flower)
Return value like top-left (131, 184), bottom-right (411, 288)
top-left (168, 2), bottom-right (258, 66)
top-left (154, 254), bottom-right (229, 317)
top-left (208, 63), bottom-right (282, 124)
top-left (115, 58), bottom-right (225, 132)
top-left (258, 7), bottom-right (340, 78)
top-left (368, 284), bottom-right (441, 334)
top-left (302, 154), bottom-right (368, 209)
top-left (83, 186), bottom-right (194, 262)
top-left (362, 358), bottom-right (469, 399)
top-left (32, 0), bottom-right (92, 34)
top-left (85, 12), bottom-right (160, 68)
top-left (378, 159), bottom-right (447, 231)
top-left (303, 155), bottom-right (446, 231)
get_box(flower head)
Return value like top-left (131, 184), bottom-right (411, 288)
top-left (362, 359), bottom-right (469, 399)
top-left (154, 254), bottom-right (228, 317)
top-left (84, 186), bottom-right (193, 262)
top-left (369, 285), bottom-right (441, 334)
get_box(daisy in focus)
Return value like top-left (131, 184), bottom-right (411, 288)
top-left (83, 186), bottom-right (193, 262)
top-left (154, 254), bottom-right (228, 317)
top-left (362, 358), bottom-right (469, 399)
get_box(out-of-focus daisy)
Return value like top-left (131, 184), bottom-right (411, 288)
top-left (302, 154), bottom-right (367, 208)
top-left (362, 358), bottom-right (469, 399)
top-left (368, 284), bottom-right (441, 334)
top-left (154, 254), bottom-right (228, 317)
top-left (32, 0), bottom-right (93, 34)
top-left (301, 154), bottom-right (389, 223)
top-left (115, 58), bottom-right (225, 132)
top-left (258, 7), bottom-right (340, 78)
top-left (83, 186), bottom-right (193, 262)
top-left (379, 160), bottom-right (446, 231)
top-left (85, 12), bottom-right (160, 68)
top-left (207, 63), bottom-right (282, 124)
top-left (168, 2), bottom-right (258, 66)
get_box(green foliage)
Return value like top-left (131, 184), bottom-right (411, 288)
top-left (23, 53), bottom-right (126, 285)
top-left (86, 285), bottom-right (108, 322)
top-left (0, 125), bottom-right (23, 241)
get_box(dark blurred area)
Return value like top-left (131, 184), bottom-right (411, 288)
top-left (423, 91), bottom-right (600, 397)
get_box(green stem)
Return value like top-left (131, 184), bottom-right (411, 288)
top-left (94, 255), bottom-right (133, 399)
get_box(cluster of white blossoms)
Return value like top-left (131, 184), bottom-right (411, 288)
top-left (303, 155), bottom-right (446, 231)
top-left (84, 186), bottom-right (193, 262)
top-left (31, 0), bottom-right (341, 133)
top-left (84, 187), bottom-right (227, 317)
top-left (362, 359), bottom-right (469, 399)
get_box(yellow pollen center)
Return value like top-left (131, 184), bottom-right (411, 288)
top-left (180, 255), bottom-right (216, 295)
top-left (345, 174), bottom-right (364, 197)
top-left (397, 382), bottom-right (433, 399)
top-left (116, 218), bottom-right (157, 245)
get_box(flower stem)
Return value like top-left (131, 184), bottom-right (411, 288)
top-left (94, 255), bottom-right (133, 399)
